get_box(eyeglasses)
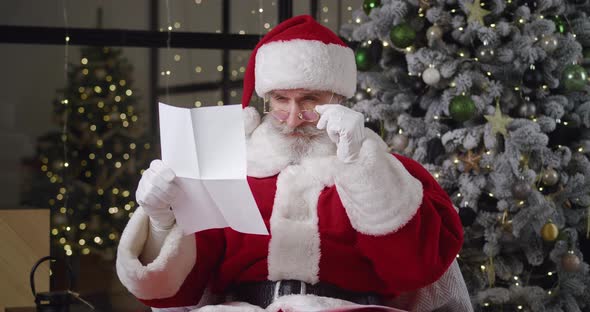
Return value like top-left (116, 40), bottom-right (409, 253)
top-left (267, 109), bottom-right (320, 122)
top-left (263, 91), bottom-right (337, 123)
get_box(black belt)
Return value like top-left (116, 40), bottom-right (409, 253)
top-left (229, 280), bottom-right (382, 308)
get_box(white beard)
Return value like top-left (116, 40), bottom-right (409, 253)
top-left (262, 115), bottom-right (334, 164)
top-left (246, 115), bottom-right (337, 177)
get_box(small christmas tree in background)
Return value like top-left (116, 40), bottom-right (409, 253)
top-left (343, 0), bottom-right (590, 310)
top-left (22, 45), bottom-right (154, 260)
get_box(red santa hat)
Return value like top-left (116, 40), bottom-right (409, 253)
top-left (241, 15), bottom-right (357, 108)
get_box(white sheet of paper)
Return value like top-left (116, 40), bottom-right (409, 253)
top-left (159, 102), bottom-right (268, 235)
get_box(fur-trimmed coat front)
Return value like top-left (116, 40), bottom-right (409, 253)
top-left (116, 108), bottom-right (472, 312)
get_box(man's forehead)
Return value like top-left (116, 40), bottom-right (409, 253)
top-left (269, 89), bottom-right (329, 97)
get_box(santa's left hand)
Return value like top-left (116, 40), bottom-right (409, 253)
top-left (316, 104), bottom-right (366, 163)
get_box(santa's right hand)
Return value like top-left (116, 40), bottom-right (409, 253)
top-left (136, 159), bottom-right (179, 230)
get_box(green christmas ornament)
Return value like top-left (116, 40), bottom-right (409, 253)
top-left (562, 64), bottom-right (588, 92)
top-left (363, 0), bottom-right (381, 15)
top-left (449, 95), bottom-right (477, 122)
top-left (390, 23), bottom-right (416, 49)
top-left (551, 15), bottom-right (568, 34)
top-left (355, 46), bottom-right (372, 71)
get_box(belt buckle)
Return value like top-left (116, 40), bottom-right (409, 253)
top-left (273, 280), bottom-right (307, 302)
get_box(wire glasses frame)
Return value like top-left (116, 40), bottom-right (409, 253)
top-left (263, 92), bottom-right (335, 123)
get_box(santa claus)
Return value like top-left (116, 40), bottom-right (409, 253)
top-left (116, 15), bottom-right (472, 312)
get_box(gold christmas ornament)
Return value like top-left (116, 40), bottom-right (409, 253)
top-left (541, 221), bottom-right (559, 242)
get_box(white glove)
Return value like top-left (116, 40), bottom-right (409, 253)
top-left (136, 159), bottom-right (179, 230)
top-left (316, 104), bottom-right (366, 163)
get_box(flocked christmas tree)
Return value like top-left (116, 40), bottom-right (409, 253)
top-left (22, 45), bottom-right (153, 260)
top-left (342, 0), bottom-right (590, 310)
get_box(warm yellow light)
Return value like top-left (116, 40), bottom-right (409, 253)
top-left (82, 248), bottom-right (90, 255)
top-left (51, 229), bottom-right (58, 235)
top-left (126, 89), bottom-right (133, 96)
top-left (217, 65), bottom-right (224, 72)
top-left (195, 66), bottom-right (202, 73)
top-left (79, 223), bottom-right (87, 230)
top-left (79, 239), bottom-right (86, 245)
top-left (115, 96), bottom-right (121, 102)
top-left (115, 161), bottom-right (122, 168)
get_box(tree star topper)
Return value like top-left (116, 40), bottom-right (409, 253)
top-left (485, 102), bottom-right (513, 137)
top-left (464, 0), bottom-right (491, 25)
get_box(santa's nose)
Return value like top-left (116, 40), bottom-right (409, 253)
top-left (285, 104), bottom-right (305, 128)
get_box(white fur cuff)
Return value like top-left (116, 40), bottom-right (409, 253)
top-left (335, 130), bottom-right (424, 236)
top-left (116, 207), bottom-right (197, 300)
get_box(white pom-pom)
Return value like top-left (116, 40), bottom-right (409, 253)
top-left (243, 106), bottom-right (261, 135)
top-left (422, 67), bottom-right (441, 86)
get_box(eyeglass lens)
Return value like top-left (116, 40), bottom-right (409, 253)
top-left (270, 110), bottom-right (318, 122)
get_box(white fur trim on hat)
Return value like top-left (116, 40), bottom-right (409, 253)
top-left (255, 39), bottom-right (356, 98)
top-left (116, 207), bottom-right (197, 300)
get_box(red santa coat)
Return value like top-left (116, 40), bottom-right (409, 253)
top-left (116, 108), bottom-right (468, 311)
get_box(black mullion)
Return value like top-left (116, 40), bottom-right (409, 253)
top-left (222, 0), bottom-right (231, 105)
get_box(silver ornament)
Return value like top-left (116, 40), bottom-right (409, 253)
top-left (562, 251), bottom-right (581, 272)
top-left (541, 168), bottom-right (559, 186)
top-left (391, 133), bottom-right (409, 151)
top-left (540, 34), bottom-right (558, 53)
top-left (422, 67), bottom-right (441, 85)
top-left (512, 180), bottom-right (532, 200)
top-left (426, 25), bottom-right (443, 42)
